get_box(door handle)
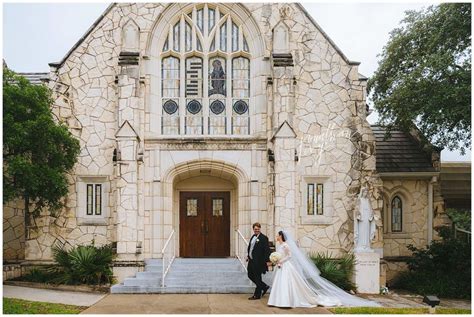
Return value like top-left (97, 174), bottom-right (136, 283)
top-left (201, 221), bottom-right (206, 234)
top-left (205, 220), bottom-right (209, 233)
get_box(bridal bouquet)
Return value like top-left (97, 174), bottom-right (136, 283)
top-left (269, 252), bottom-right (282, 265)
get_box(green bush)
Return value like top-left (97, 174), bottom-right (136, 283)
top-left (447, 208), bottom-right (471, 231)
top-left (392, 227), bottom-right (471, 299)
top-left (17, 268), bottom-right (56, 283)
top-left (46, 243), bottom-right (115, 285)
top-left (310, 252), bottom-right (356, 291)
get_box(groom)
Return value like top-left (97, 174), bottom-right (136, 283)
top-left (246, 222), bottom-right (271, 300)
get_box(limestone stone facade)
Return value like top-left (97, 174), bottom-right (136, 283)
top-left (4, 3), bottom-right (450, 284)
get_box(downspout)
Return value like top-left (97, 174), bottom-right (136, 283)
top-left (427, 176), bottom-right (437, 244)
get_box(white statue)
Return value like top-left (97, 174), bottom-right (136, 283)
top-left (354, 186), bottom-right (376, 252)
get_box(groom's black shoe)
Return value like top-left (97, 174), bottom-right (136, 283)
top-left (261, 285), bottom-right (270, 297)
top-left (248, 295), bottom-right (261, 300)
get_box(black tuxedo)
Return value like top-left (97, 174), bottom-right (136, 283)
top-left (247, 233), bottom-right (271, 297)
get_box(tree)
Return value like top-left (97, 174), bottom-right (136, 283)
top-left (3, 68), bottom-right (81, 236)
top-left (368, 3), bottom-right (471, 154)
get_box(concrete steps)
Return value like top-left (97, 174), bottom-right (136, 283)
top-left (111, 257), bottom-right (270, 294)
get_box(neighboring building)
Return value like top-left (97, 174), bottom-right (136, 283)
top-left (4, 3), bottom-right (454, 285)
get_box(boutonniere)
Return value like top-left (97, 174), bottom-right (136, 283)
top-left (256, 238), bottom-right (260, 243)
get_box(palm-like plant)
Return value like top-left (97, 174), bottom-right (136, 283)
top-left (47, 243), bottom-right (115, 285)
top-left (310, 252), bottom-right (356, 291)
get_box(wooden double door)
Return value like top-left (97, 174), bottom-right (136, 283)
top-left (179, 191), bottom-right (230, 257)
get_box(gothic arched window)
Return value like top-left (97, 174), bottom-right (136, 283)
top-left (391, 196), bottom-right (403, 232)
top-left (160, 4), bottom-right (251, 136)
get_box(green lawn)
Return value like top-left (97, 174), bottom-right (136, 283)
top-left (329, 307), bottom-right (471, 314)
top-left (3, 298), bottom-right (87, 314)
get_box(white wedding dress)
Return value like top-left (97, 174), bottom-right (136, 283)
top-left (267, 233), bottom-right (381, 308)
top-left (268, 242), bottom-right (342, 308)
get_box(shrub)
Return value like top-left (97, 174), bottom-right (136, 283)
top-left (392, 227), bottom-right (471, 299)
top-left (310, 252), bottom-right (356, 291)
top-left (17, 268), bottom-right (55, 283)
top-left (447, 208), bottom-right (471, 231)
top-left (46, 243), bottom-right (115, 285)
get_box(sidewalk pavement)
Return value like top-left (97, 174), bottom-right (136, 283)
top-left (3, 285), bottom-right (106, 307)
top-left (80, 294), bottom-right (332, 314)
top-left (3, 285), bottom-right (471, 314)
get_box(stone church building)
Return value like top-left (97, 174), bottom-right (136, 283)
top-left (4, 3), bottom-right (450, 286)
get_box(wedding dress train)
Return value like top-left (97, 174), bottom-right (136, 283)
top-left (267, 231), bottom-right (380, 308)
top-left (268, 243), bottom-right (341, 307)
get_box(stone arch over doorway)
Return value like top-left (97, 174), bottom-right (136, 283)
top-left (152, 159), bottom-right (252, 258)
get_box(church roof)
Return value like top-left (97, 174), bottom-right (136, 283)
top-left (371, 125), bottom-right (438, 173)
top-left (18, 72), bottom-right (49, 85)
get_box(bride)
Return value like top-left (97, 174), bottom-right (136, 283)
top-left (267, 230), bottom-right (380, 308)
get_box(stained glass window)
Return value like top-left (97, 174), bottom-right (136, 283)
top-left (208, 8), bottom-right (215, 34)
top-left (212, 198), bottom-right (223, 216)
top-left (173, 23), bottom-right (180, 51)
top-left (187, 199), bottom-right (198, 216)
top-left (232, 23), bottom-right (239, 52)
top-left (162, 57), bottom-right (180, 97)
top-left (307, 184), bottom-right (314, 215)
top-left (186, 57), bottom-right (203, 97)
top-left (95, 184), bottom-right (102, 215)
top-left (209, 57), bottom-right (226, 97)
top-left (196, 8), bottom-right (204, 33)
top-left (185, 22), bottom-right (192, 52)
top-left (220, 22), bottom-right (227, 52)
top-left (87, 184), bottom-right (93, 215)
top-left (160, 5), bottom-right (251, 136)
top-left (232, 57), bottom-right (249, 99)
top-left (316, 184), bottom-right (323, 215)
top-left (86, 183), bottom-right (102, 216)
top-left (391, 196), bottom-right (402, 232)
top-left (307, 183), bottom-right (324, 215)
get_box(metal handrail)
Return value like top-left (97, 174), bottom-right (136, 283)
top-left (161, 229), bottom-right (176, 287)
top-left (235, 229), bottom-right (249, 272)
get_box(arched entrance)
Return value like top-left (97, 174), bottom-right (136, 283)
top-left (158, 159), bottom-right (251, 258)
top-left (176, 176), bottom-right (232, 257)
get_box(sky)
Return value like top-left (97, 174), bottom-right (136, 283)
top-left (2, 1), bottom-right (471, 162)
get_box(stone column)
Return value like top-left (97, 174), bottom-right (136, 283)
top-left (273, 128), bottom-right (297, 237)
top-left (115, 51), bottom-right (143, 260)
top-left (270, 49), bottom-right (297, 236)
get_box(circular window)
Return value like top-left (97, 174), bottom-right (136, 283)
top-left (210, 100), bottom-right (225, 115)
top-left (163, 100), bottom-right (178, 115)
top-left (233, 100), bottom-right (248, 115)
top-left (186, 100), bottom-right (202, 114)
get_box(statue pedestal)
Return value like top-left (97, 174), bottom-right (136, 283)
top-left (353, 252), bottom-right (380, 294)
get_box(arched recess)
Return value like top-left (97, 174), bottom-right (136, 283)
top-left (383, 185), bottom-right (413, 233)
top-left (272, 21), bottom-right (290, 53)
top-left (144, 3), bottom-right (268, 137)
top-left (152, 159), bottom-right (251, 257)
top-left (146, 3), bottom-right (266, 59)
top-left (122, 19), bottom-right (140, 52)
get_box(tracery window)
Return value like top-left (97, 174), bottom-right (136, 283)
top-left (391, 196), bottom-right (403, 232)
top-left (160, 5), bottom-right (250, 136)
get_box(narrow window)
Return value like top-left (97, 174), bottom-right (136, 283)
top-left (391, 196), bottom-right (402, 232)
top-left (316, 183), bottom-right (324, 215)
top-left (95, 184), bottom-right (102, 215)
top-left (212, 198), bottom-right (223, 217)
top-left (187, 199), bottom-right (198, 216)
top-left (307, 183), bottom-right (324, 215)
top-left (86, 184), bottom-right (93, 215)
top-left (307, 183), bottom-right (314, 215)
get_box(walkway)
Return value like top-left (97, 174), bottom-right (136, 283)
top-left (3, 285), bottom-right (106, 307)
top-left (80, 294), bottom-right (331, 314)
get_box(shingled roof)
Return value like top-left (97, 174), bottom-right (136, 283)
top-left (18, 72), bottom-right (49, 85)
top-left (371, 125), bottom-right (438, 173)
